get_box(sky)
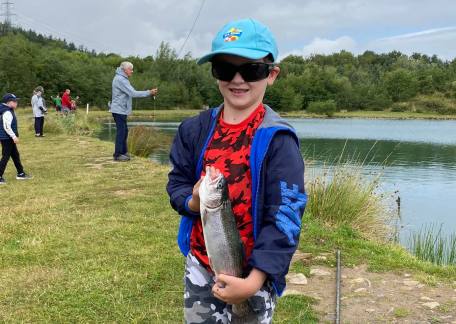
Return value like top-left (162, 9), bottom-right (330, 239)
top-left (7, 0), bottom-right (456, 61)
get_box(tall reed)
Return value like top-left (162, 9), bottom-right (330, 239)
top-left (408, 224), bottom-right (456, 266)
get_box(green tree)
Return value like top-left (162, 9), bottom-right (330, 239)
top-left (383, 68), bottom-right (418, 102)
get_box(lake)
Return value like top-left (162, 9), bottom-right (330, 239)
top-left (100, 118), bottom-right (456, 242)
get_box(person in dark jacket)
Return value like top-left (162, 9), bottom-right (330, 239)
top-left (0, 93), bottom-right (32, 184)
top-left (166, 19), bottom-right (306, 323)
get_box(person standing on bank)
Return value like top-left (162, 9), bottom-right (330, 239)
top-left (31, 86), bottom-right (47, 137)
top-left (0, 93), bottom-right (32, 184)
top-left (110, 61), bottom-right (158, 161)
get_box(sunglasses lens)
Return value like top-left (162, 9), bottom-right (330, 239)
top-left (211, 62), bottom-right (237, 81)
top-left (239, 63), bottom-right (271, 82)
top-left (211, 62), bottom-right (272, 82)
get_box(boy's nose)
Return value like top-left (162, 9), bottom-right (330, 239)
top-left (231, 72), bottom-right (245, 83)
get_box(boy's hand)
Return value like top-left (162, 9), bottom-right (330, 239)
top-left (212, 268), bottom-right (267, 304)
top-left (150, 88), bottom-right (158, 96)
top-left (188, 178), bottom-right (202, 212)
top-left (13, 137), bottom-right (19, 144)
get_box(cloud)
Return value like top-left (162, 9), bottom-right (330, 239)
top-left (376, 26), bottom-right (456, 42)
top-left (369, 27), bottom-right (456, 60)
top-left (11, 0), bottom-right (456, 60)
top-left (282, 36), bottom-right (358, 59)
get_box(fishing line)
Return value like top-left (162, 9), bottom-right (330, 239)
top-left (177, 0), bottom-right (206, 58)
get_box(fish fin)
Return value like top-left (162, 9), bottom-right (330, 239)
top-left (208, 256), bottom-right (216, 275)
top-left (239, 240), bottom-right (248, 274)
top-left (201, 210), bottom-right (207, 227)
top-left (232, 301), bottom-right (252, 317)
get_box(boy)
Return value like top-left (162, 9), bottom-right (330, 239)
top-left (0, 93), bottom-right (32, 184)
top-left (167, 19), bottom-right (306, 323)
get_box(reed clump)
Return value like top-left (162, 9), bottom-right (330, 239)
top-left (306, 162), bottom-right (393, 240)
top-left (127, 125), bottom-right (171, 158)
top-left (408, 224), bottom-right (456, 266)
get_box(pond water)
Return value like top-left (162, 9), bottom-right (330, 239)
top-left (100, 118), bottom-right (456, 241)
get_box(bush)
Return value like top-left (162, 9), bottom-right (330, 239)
top-left (412, 95), bottom-right (456, 115)
top-left (57, 113), bottom-right (98, 136)
top-left (391, 102), bottom-right (411, 112)
top-left (307, 100), bottom-right (337, 117)
top-left (28, 114), bottom-right (64, 134)
top-left (366, 92), bottom-right (393, 111)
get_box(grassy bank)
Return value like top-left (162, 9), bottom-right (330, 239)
top-left (1, 110), bottom-right (454, 322)
top-left (0, 111), bottom-right (318, 322)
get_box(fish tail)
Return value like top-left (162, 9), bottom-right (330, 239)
top-left (231, 300), bottom-right (252, 318)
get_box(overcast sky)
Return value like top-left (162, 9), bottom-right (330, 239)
top-left (8, 0), bottom-right (456, 61)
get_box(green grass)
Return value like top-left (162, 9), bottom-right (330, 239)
top-left (393, 307), bottom-right (410, 318)
top-left (1, 113), bottom-right (183, 322)
top-left (1, 110), bottom-right (320, 322)
top-left (274, 295), bottom-right (319, 323)
top-left (298, 214), bottom-right (456, 280)
top-left (2, 109), bottom-right (455, 322)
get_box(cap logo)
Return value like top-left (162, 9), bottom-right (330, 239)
top-left (223, 27), bottom-right (242, 42)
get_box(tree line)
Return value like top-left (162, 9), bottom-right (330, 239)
top-left (1, 24), bottom-right (455, 113)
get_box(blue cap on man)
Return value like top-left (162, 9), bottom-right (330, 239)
top-left (197, 18), bottom-right (278, 64)
top-left (2, 93), bottom-right (19, 103)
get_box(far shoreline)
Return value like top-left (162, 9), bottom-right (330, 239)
top-left (18, 107), bottom-right (456, 121)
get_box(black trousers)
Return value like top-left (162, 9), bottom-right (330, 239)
top-left (0, 139), bottom-right (24, 177)
top-left (34, 117), bottom-right (44, 135)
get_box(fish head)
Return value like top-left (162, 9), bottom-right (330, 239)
top-left (199, 166), bottom-right (228, 209)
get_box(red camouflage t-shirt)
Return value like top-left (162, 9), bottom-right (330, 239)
top-left (190, 103), bottom-right (266, 271)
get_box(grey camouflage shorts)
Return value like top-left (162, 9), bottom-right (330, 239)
top-left (184, 253), bottom-right (276, 324)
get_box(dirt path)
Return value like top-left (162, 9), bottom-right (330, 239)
top-left (286, 251), bottom-right (456, 323)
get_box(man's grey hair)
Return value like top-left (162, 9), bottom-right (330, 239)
top-left (120, 61), bottom-right (134, 70)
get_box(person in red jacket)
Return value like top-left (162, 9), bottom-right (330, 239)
top-left (61, 89), bottom-right (72, 115)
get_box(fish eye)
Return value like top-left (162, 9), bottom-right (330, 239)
top-left (217, 182), bottom-right (223, 189)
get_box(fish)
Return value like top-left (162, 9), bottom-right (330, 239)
top-left (199, 166), bottom-right (252, 318)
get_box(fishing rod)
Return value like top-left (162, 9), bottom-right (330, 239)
top-left (336, 249), bottom-right (341, 324)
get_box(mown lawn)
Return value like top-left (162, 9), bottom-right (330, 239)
top-left (0, 111), bottom-right (316, 323)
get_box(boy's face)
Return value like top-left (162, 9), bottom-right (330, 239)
top-left (212, 54), bottom-right (280, 112)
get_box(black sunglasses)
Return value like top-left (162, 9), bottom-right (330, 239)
top-left (211, 61), bottom-right (275, 82)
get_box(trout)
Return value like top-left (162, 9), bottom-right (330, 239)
top-left (199, 166), bottom-right (252, 318)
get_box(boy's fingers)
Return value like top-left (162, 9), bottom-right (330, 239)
top-left (212, 285), bottom-right (226, 300)
top-left (216, 273), bottom-right (228, 284)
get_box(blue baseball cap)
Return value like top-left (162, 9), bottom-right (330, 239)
top-left (197, 18), bottom-right (278, 64)
top-left (2, 93), bottom-right (19, 103)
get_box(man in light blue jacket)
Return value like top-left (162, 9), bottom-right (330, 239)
top-left (110, 61), bottom-right (158, 161)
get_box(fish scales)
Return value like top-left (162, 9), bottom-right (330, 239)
top-left (199, 166), bottom-right (254, 320)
